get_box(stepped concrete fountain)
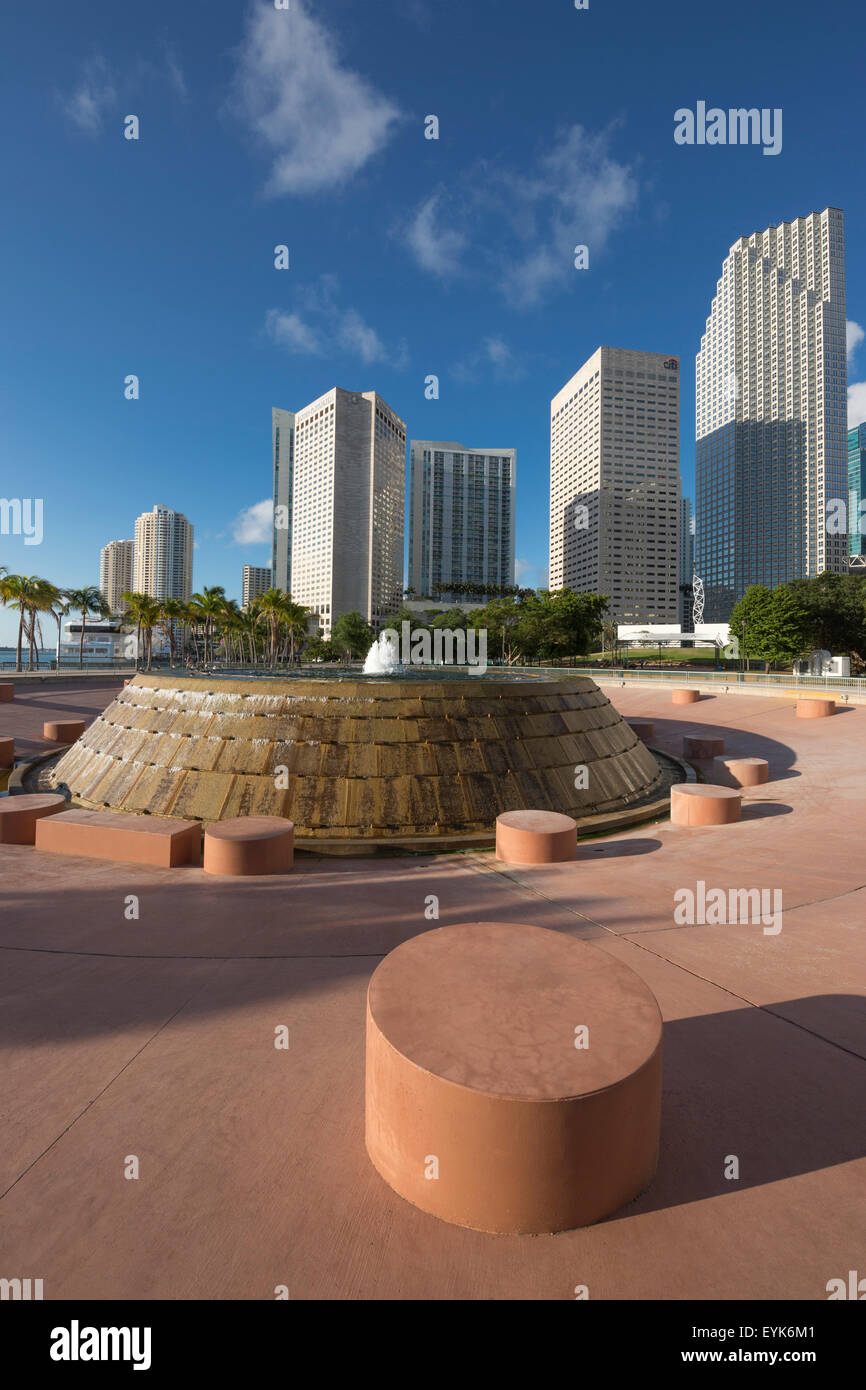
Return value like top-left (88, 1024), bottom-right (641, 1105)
top-left (48, 669), bottom-right (665, 848)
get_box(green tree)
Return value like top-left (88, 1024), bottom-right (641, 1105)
top-left (787, 571), bottom-right (866, 664)
top-left (121, 593), bottom-right (162, 670)
top-left (729, 584), bottom-right (810, 670)
top-left (159, 598), bottom-right (187, 667)
top-left (64, 586), bottom-right (111, 669)
top-left (432, 605), bottom-right (469, 631)
top-left (331, 611), bottom-right (373, 660)
top-left (304, 635), bottom-right (339, 662)
top-left (190, 586), bottom-right (228, 666)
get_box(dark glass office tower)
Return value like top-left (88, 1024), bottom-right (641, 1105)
top-left (696, 208), bottom-right (848, 619)
top-left (849, 424), bottom-right (866, 559)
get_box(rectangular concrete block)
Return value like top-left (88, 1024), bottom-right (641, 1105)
top-left (35, 809), bottom-right (201, 867)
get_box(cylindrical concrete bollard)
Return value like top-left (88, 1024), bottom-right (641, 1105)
top-left (672, 688), bottom-right (701, 705)
top-left (713, 756), bottom-right (769, 788)
top-left (796, 699), bottom-right (835, 719)
top-left (203, 816), bottom-right (294, 875)
top-left (365, 922), bottom-right (663, 1234)
top-left (671, 783), bottom-right (741, 826)
top-left (496, 809), bottom-right (578, 864)
top-left (43, 720), bottom-right (86, 742)
top-left (0, 793), bottom-right (67, 844)
top-left (0, 737), bottom-right (13, 768)
top-left (0, 683), bottom-right (14, 703)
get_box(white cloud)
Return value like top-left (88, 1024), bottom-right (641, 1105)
top-left (503, 125), bottom-right (638, 306)
top-left (405, 195), bottom-right (468, 279)
top-left (163, 46), bottom-right (188, 99)
top-left (338, 308), bottom-right (386, 364)
top-left (62, 57), bottom-right (116, 134)
top-left (265, 278), bottom-right (405, 367)
top-left (452, 335), bottom-right (525, 384)
top-left (848, 381), bottom-right (866, 429)
top-left (265, 309), bottom-right (322, 354)
top-left (230, 0), bottom-right (401, 195)
top-left (847, 320), bottom-right (864, 361)
top-left (231, 499), bottom-right (273, 545)
top-left (404, 124), bottom-right (638, 307)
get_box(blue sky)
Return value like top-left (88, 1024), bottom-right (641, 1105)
top-left (2, 0), bottom-right (865, 644)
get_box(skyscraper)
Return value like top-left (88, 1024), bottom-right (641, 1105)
top-left (242, 565), bottom-right (271, 608)
top-left (99, 538), bottom-right (134, 614)
top-left (133, 504), bottom-right (193, 602)
top-left (550, 346), bottom-right (680, 623)
top-left (271, 406), bottom-right (295, 594)
top-left (679, 497), bottom-right (694, 629)
top-left (277, 387), bottom-right (405, 637)
top-left (848, 424), bottom-right (866, 560)
top-left (407, 442), bottom-right (515, 598)
top-left (696, 207), bottom-right (848, 619)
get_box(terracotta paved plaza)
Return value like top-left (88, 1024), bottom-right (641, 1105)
top-left (1, 678), bottom-right (863, 1299)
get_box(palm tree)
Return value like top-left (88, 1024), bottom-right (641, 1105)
top-left (217, 598), bottom-right (241, 665)
top-left (49, 591), bottom-right (71, 669)
top-left (281, 599), bottom-right (310, 663)
top-left (121, 592), bottom-right (150, 669)
top-left (64, 586), bottom-right (111, 668)
top-left (251, 588), bottom-right (295, 669)
top-left (190, 586), bottom-right (227, 667)
top-left (26, 579), bottom-right (61, 670)
top-left (121, 594), bottom-right (162, 671)
top-left (159, 598), bottom-right (186, 668)
top-left (0, 574), bottom-right (54, 671)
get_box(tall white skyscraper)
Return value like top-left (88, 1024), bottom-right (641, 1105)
top-left (271, 407), bottom-right (295, 595)
top-left (99, 538), bottom-right (134, 613)
top-left (242, 565), bottom-right (271, 608)
top-left (133, 504), bottom-right (193, 602)
top-left (696, 207), bottom-right (848, 618)
top-left (407, 442), bottom-right (515, 597)
top-left (281, 387), bottom-right (405, 636)
top-left (550, 347), bottom-right (680, 623)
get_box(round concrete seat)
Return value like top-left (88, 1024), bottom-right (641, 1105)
top-left (671, 783), bottom-right (741, 826)
top-left (713, 756), bottom-right (769, 788)
top-left (496, 809), bottom-right (577, 864)
top-left (0, 737), bottom-right (13, 768)
top-left (683, 734), bottom-right (725, 760)
top-left (796, 698), bottom-right (835, 719)
top-left (0, 683), bottom-right (14, 702)
top-left (203, 815), bottom-right (294, 875)
top-left (627, 720), bottom-right (655, 742)
top-left (672, 688), bottom-right (701, 705)
top-left (0, 793), bottom-right (67, 844)
top-left (43, 719), bottom-right (86, 742)
top-left (365, 922), bottom-right (663, 1234)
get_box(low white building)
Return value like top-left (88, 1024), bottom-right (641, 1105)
top-left (617, 622), bottom-right (730, 648)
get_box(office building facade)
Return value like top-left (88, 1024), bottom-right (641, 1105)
top-left (848, 424), bottom-right (866, 559)
top-left (408, 442), bottom-right (515, 598)
top-left (279, 387), bottom-right (405, 637)
top-left (132, 504), bottom-right (193, 602)
top-left (550, 346), bottom-right (680, 623)
top-left (679, 496), bottom-right (695, 629)
top-left (99, 538), bottom-right (134, 614)
top-left (271, 407), bottom-right (295, 594)
top-left (242, 565), bottom-right (272, 608)
top-left (696, 207), bottom-right (848, 619)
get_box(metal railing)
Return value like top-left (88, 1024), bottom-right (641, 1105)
top-left (557, 666), bottom-right (866, 696)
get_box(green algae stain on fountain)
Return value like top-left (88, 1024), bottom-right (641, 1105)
top-left (49, 671), bottom-right (664, 846)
